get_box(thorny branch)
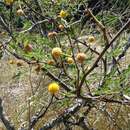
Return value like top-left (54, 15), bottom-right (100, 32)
top-left (0, 2), bottom-right (130, 130)
top-left (0, 98), bottom-right (15, 130)
top-left (29, 95), bottom-right (54, 129)
top-left (0, 15), bottom-right (12, 36)
top-left (20, 19), bottom-right (48, 33)
top-left (86, 9), bottom-right (109, 45)
top-left (77, 18), bottom-right (130, 96)
top-left (39, 99), bottom-right (84, 130)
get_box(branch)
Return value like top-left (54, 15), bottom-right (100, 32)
top-left (117, 37), bottom-right (130, 61)
top-left (0, 16), bottom-right (12, 36)
top-left (42, 67), bottom-right (72, 92)
top-left (20, 19), bottom-right (48, 33)
top-left (64, 106), bottom-right (93, 130)
top-left (77, 18), bottom-right (130, 96)
top-left (29, 95), bottom-right (54, 129)
top-left (1, 38), bottom-right (72, 93)
top-left (39, 99), bottom-right (84, 130)
top-left (87, 9), bottom-right (109, 45)
top-left (80, 94), bottom-right (130, 105)
top-left (0, 98), bottom-right (15, 130)
top-left (22, 0), bottom-right (45, 18)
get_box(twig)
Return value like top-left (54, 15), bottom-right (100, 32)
top-left (42, 67), bottom-right (72, 92)
top-left (77, 18), bottom-right (130, 96)
top-left (117, 37), bottom-right (130, 61)
top-left (28, 64), bottom-right (34, 95)
top-left (0, 98), bottom-right (15, 130)
top-left (0, 15), bottom-right (12, 36)
top-left (2, 38), bottom-right (72, 93)
top-left (29, 95), bottom-right (54, 129)
top-left (87, 9), bottom-right (109, 45)
top-left (20, 19), bottom-right (48, 33)
top-left (39, 99), bottom-right (84, 130)
top-left (22, 0), bottom-right (45, 19)
top-left (28, 99), bottom-right (31, 129)
top-left (66, 32), bottom-right (80, 89)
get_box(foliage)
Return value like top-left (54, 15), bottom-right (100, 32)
top-left (0, 0), bottom-right (130, 130)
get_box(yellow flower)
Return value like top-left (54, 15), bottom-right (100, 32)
top-left (8, 59), bottom-right (15, 64)
top-left (24, 44), bottom-right (33, 53)
top-left (4, 0), bottom-right (14, 5)
top-left (52, 47), bottom-right (62, 58)
top-left (67, 57), bottom-right (74, 64)
top-left (88, 36), bottom-right (95, 43)
top-left (47, 60), bottom-right (55, 65)
top-left (76, 53), bottom-right (86, 63)
top-left (48, 83), bottom-right (60, 94)
top-left (16, 9), bottom-right (24, 16)
top-left (58, 24), bottom-right (64, 31)
top-left (59, 10), bottom-right (68, 18)
top-left (48, 31), bottom-right (57, 38)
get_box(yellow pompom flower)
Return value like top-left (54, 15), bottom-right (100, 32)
top-left (48, 83), bottom-right (60, 94)
top-left (59, 10), bottom-right (68, 18)
top-left (47, 60), bottom-right (55, 65)
top-left (8, 59), bottom-right (15, 64)
top-left (48, 31), bottom-right (57, 38)
top-left (16, 9), bottom-right (24, 16)
top-left (67, 57), bottom-right (74, 64)
top-left (58, 24), bottom-right (64, 31)
top-left (88, 36), bottom-right (95, 43)
top-left (4, 0), bottom-right (14, 5)
top-left (52, 47), bottom-right (62, 58)
top-left (76, 52), bottom-right (86, 63)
